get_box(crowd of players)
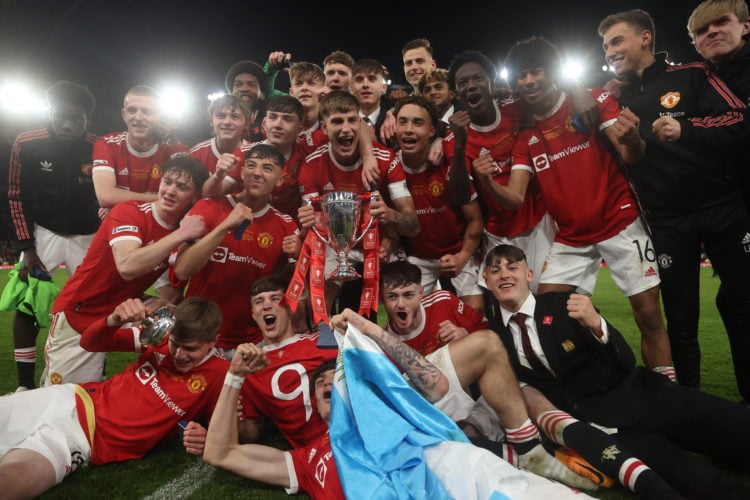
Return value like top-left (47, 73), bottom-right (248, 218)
top-left (3, 2), bottom-right (750, 498)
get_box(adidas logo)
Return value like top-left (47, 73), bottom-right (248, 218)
top-left (742, 233), bottom-right (750, 245)
top-left (119, 167), bottom-right (129, 176)
top-left (307, 447), bottom-right (317, 463)
top-left (478, 147), bottom-right (490, 157)
top-left (322, 182), bottom-right (334, 191)
top-left (40, 160), bottom-right (53, 171)
top-left (528, 135), bottom-right (539, 145)
top-left (644, 266), bottom-right (657, 277)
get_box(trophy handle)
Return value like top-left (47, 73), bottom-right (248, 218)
top-left (351, 191), bottom-right (379, 246)
top-left (306, 196), bottom-right (330, 245)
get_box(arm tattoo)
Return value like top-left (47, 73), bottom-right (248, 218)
top-left (349, 315), bottom-right (442, 395)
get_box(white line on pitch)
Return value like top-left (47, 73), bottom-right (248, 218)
top-left (142, 460), bottom-right (215, 499)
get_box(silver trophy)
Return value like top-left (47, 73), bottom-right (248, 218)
top-left (310, 191), bottom-right (377, 281)
top-left (139, 304), bottom-right (177, 346)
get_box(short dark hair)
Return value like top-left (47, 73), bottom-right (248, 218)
top-left (484, 244), bottom-right (528, 268)
top-left (46, 81), bottom-right (96, 119)
top-left (289, 61), bottom-right (325, 85)
top-left (448, 50), bottom-right (497, 91)
top-left (598, 9), bottom-right (656, 52)
top-left (309, 359), bottom-right (337, 396)
top-left (353, 58), bottom-right (387, 78)
top-left (266, 95), bottom-right (304, 120)
top-left (245, 143), bottom-right (285, 169)
top-left (251, 274), bottom-right (289, 297)
top-left (380, 260), bottom-right (422, 291)
top-left (171, 296), bottom-right (222, 343)
top-left (162, 155), bottom-right (210, 193)
top-left (393, 95), bottom-right (439, 127)
top-left (505, 36), bottom-right (563, 86)
top-left (224, 60), bottom-right (269, 96)
top-left (402, 38), bottom-right (433, 57)
top-left (319, 90), bottom-right (359, 120)
top-left (323, 50), bottom-right (355, 69)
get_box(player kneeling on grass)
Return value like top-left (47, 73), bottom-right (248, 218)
top-left (0, 296), bottom-right (228, 499)
top-left (204, 311), bottom-right (593, 500)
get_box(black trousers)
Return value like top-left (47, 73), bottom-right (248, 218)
top-left (650, 200), bottom-right (750, 400)
top-left (615, 382), bottom-right (750, 499)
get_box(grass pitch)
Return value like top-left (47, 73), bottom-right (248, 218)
top-left (0, 267), bottom-right (743, 499)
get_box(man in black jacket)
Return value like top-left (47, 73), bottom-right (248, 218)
top-left (7, 81), bottom-right (99, 391)
top-left (487, 243), bottom-right (750, 499)
top-left (688, 0), bottom-right (750, 402)
top-left (599, 8), bottom-right (750, 401)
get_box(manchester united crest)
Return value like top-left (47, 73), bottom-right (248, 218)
top-left (151, 164), bottom-right (161, 179)
top-left (428, 180), bottom-right (444, 196)
top-left (257, 232), bottom-right (274, 248)
top-left (659, 92), bottom-right (681, 109)
top-left (186, 374), bottom-right (208, 394)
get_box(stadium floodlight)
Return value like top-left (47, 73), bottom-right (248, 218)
top-left (561, 57), bottom-right (584, 82)
top-left (207, 91), bottom-right (225, 101)
top-left (159, 85), bottom-right (191, 120)
top-left (0, 81), bottom-right (48, 116)
top-left (499, 67), bottom-right (508, 82)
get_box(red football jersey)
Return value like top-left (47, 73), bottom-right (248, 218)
top-left (298, 142), bottom-right (409, 200)
top-left (77, 343), bottom-right (228, 465)
top-left (92, 132), bottom-right (187, 194)
top-left (53, 201), bottom-right (176, 333)
top-left (240, 334), bottom-right (337, 447)
top-left (182, 197), bottom-right (299, 348)
top-left (385, 290), bottom-right (488, 356)
top-left (511, 90), bottom-right (638, 246)
top-left (286, 432), bottom-right (345, 500)
top-left (444, 99), bottom-right (546, 238)
top-left (189, 137), bottom-right (247, 175)
top-left (401, 153), bottom-right (476, 259)
top-left (237, 139), bottom-right (318, 217)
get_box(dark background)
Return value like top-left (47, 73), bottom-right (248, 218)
top-left (0, 0), bottom-right (705, 143)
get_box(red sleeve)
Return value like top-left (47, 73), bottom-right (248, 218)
top-left (593, 88), bottom-right (621, 126)
top-left (80, 316), bottom-right (143, 352)
top-left (452, 295), bottom-right (489, 332)
top-left (92, 136), bottom-right (115, 170)
top-left (511, 129), bottom-right (534, 169)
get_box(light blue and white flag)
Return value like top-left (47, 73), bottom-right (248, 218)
top-left (328, 324), bottom-right (585, 500)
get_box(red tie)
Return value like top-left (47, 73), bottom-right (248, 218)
top-left (511, 313), bottom-right (549, 374)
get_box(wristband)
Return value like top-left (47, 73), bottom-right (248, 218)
top-left (224, 372), bottom-right (244, 389)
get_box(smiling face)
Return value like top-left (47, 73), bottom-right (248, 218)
top-left (350, 71), bottom-right (387, 113)
top-left (251, 288), bottom-right (294, 344)
top-left (122, 93), bottom-right (159, 144)
top-left (210, 106), bottom-right (247, 146)
top-left (241, 153), bottom-right (284, 199)
top-left (395, 103), bottom-right (434, 161)
top-left (453, 61), bottom-right (495, 122)
top-left (514, 66), bottom-right (558, 114)
top-left (694, 12), bottom-right (750, 63)
top-left (262, 109), bottom-right (303, 149)
top-left (421, 80), bottom-right (454, 115)
top-left (168, 335), bottom-right (215, 373)
top-left (232, 72), bottom-right (261, 107)
top-left (601, 21), bottom-right (653, 78)
top-left (403, 47), bottom-right (436, 89)
top-left (322, 109), bottom-right (361, 164)
top-left (382, 282), bottom-right (424, 336)
top-left (483, 255), bottom-right (533, 312)
top-left (289, 75), bottom-right (325, 111)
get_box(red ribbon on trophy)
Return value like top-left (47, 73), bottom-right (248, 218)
top-left (285, 191), bottom-right (379, 324)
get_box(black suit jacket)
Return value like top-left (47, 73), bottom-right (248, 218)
top-left (494, 291), bottom-right (667, 428)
